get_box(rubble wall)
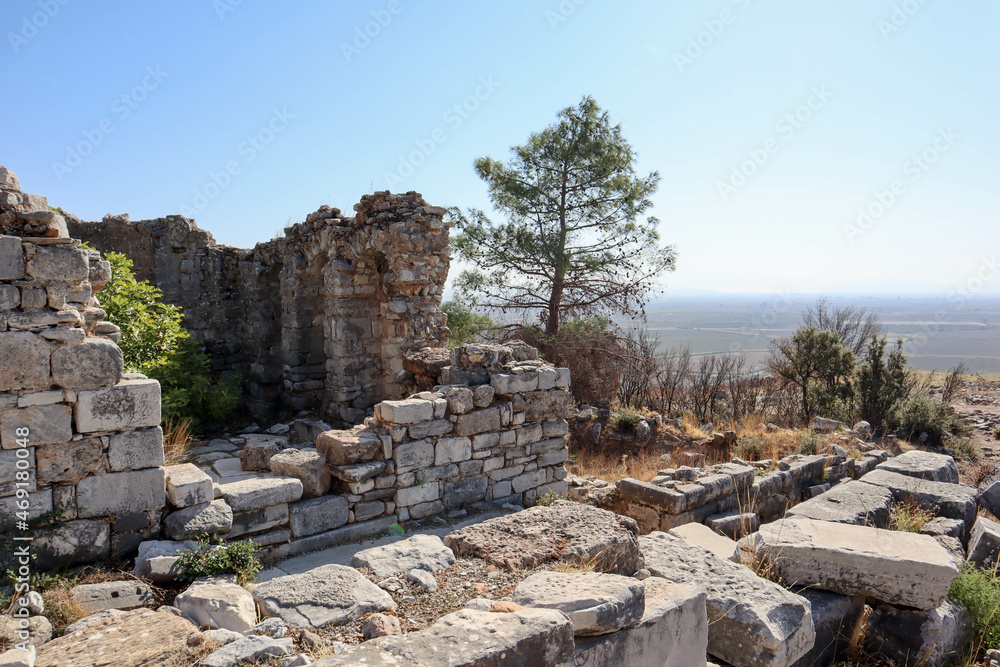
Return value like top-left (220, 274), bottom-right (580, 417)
top-left (67, 192), bottom-right (451, 424)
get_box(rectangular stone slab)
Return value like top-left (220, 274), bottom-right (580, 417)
top-left (750, 517), bottom-right (959, 610)
top-left (784, 480), bottom-right (893, 528)
top-left (640, 531), bottom-right (815, 667)
top-left (860, 468), bottom-right (977, 533)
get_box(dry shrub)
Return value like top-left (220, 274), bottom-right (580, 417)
top-left (889, 498), bottom-right (936, 533)
top-left (163, 416), bottom-right (194, 465)
top-left (518, 323), bottom-right (623, 409)
top-left (571, 448), bottom-right (661, 483)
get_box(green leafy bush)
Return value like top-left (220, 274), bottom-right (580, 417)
top-left (101, 251), bottom-right (241, 426)
top-left (610, 406), bottom-right (644, 433)
top-left (900, 393), bottom-right (966, 446)
top-left (735, 435), bottom-right (764, 461)
top-left (101, 251), bottom-right (187, 371)
top-left (442, 300), bottom-right (496, 348)
top-left (949, 563), bottom-right (1000, 656)
top-left (175, 538), bottom-right (261, 586)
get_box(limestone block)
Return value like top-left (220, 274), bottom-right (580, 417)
top-left (0, 446), bottom-right (35, 496)
top-left (227, 504), bottom-right (289, 538)
top-left (77, 468), bottom-right (166, 518)
top-left (0, 488), bottom-right (52, 529)
top-left (220, 476), bottom-right (303, 512)
top-left (0, 284), bottom-right (20, 310)
top-left (289, 495), bottom-right (350, 538)
top-left (378, 398), bottom-right (434, 424)
top-left (34, 518), bottom-right (111, 569)
top-left (967, 516), bottom-right (1000, 569)
top-left (876, 450), bottom-right (959, 484)
top-left (35, 437), bottom-right (105, 484)
top-left (70, 580), bottom-right (155, 614)
top-left (329, 461), bottom-right (385, 483)
top-left (132, 539), bottom-right (204, 582)
top-left (394, 439), bottom-right (434, 473)
top-left (616, 478), bottom-right (686, 514)
top-left (443, 476), bottom-right (487, 508)
top-left (0, 403), bottom-right (71, 449)
top-left (751, 516), bottom-right (960, 610)
top-left (315, 428), bottom-right (381, 465)
top-left (269, 448), bottom-right (330, 498)
top-left (556, 579), bottom-right (707, 667)
top-left (252, 564), bottom-right (396, 628)
top-left (861, 468), bottom-right (977, 532)
top-left (492, 371), bottom-right (539, 394)
top-left (50, 337), bottom-right (124, 390)
top-left (668, 522), bottom-right (740, 561)
top-left (396, 482), bottom-right (439, 507)
top-left (201, 636), bottom-right (293, 667)
top-left (25, 245), bottom-right (88, 281)
top-left (108, 426), bottom-right (164, 471)
top-left (350, 534), bottom-right (456, 579)
top-left (175, 580), bottom-right (257, 632)
top-left (239, 435), bottom-right (285, 471)
top-left (792, 589), bottom-right (865, 667)
top-left (444, 387), bottom-right (474, 415)
top-left (75, 379), bottom-right (161, 433)
top-left (514, 571), bottom-right (645, 636)
top-left (865, 600), bottom-right (973, 667)
top-left (164, 500), bottom-right (234, 539)
top-left (0, 235), bottom-right (25, 280)
top-left (435, 436), bottom-right (471, 466)
top-left (785, 480), bottom-right (893, 528)
top-left (0, 331), bottom-right (51, 392)
top-left (453, 407), bottom-right (501, 436)
top-left (165, 463), bottom-right (214, 507)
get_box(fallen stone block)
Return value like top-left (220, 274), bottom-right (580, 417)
top-left (861, 468), bottom-right (977, 534)
top-left (315, 427), bottom-right (382, 466)
top-left (616, 478), bottom-right (686, 514)
top-left (865, 600), bottom-right (973, 667)
top-left (175, 579), bottom-right (257, 632)
top-left (269, 448), bottom-right (330, 498)
top-left (785, 480), bottom-right (893, 528)
top-left (34, 609), bottom-right (200, 667)
top-left (514, 570), bottom-right (644, 636)
top-left (640, 531), bottom-right (814, 667)
top-left (350, 533), bottom-right (456, 579)
top-left (201, 635), bottom-right (294, 667)
top-left (252, 564), bottom-right (396, 628)
top-left (791, 589), bottom-right (865, 667)
top-left (444, 500), bottom-right (643, 575)
top-left (876, 450), bottom-right (959, 484)
top-left (165, 463), bottom-right (214, 508)
top-left (705, 510), bottom-right (759, 539)
top-left (0, 615), bottom-right (52, 649)
top-left (967, 516), bottom-right (1000, 569)
top-left (164, 499), bottom-right (234, 540)
top-left (318, 608), bottom-right (575, 667)
top-left (132, 539), bottom-right (204, 583)
top-left (668, 522), bottom-right (740, 561)
top-left (240, 437), bottom-right (284, 471)
top-left (750, 516), bottom-right (960, 610)
top-left (220, 476), bottom-right (303, 512)
top-left (70, 580), bottom-right (156, 614)
top-left (556, 579), bottom-right (707, 667)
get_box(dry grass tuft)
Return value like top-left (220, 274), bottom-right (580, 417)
top-left (163, 417), bottom-right (194, 465)
top-left (888, 498), bottom-right (936, 533)
top-left (571, 449), bottom-right (662, 483)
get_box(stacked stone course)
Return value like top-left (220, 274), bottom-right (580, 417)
top-left (0, 169), bottom-right (166, 569)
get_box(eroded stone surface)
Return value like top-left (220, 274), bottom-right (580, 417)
top-left (252, 564), bottom-right (396, 629)
top-left (514, 571), bottom-right (645, 636)
top-left (876, 450), bottom-right (959, 484)
top-left (175, 580), bottom-right (257, 632)
top-left (444, 501), bottom-right (643, 574)
top-left (785, 480), bottom-right (893, 528)
top-left (640, 531), bottom-right (815, 667)
top-left (350, 533), bottom-right (456, 579)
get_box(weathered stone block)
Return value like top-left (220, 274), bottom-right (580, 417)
top-left (453, 407), bottom-right (501, 436)
top-left (35, 437), bottom-right (105, 484)
top-left (750, 517), bottom-right (960, 610)
top-left (239, 435), bottom-right (285, 470)
top-left (492, 371), bottom-right (538, 394)
top-left (269, 448), bottom-right (330, 498)
top-left (865, 600), bottom-right (973, 667)
top-left (443, 475), bottom-right (487, 508)
top-left (785, 480), bottom-right (893, 528)
top-left (33, 518), bottom-right (111, 569)
top-left (165, 463), bottom-right (214, 507)
top-left (0, 446), bottom-right (35, 496)
top-left (967, 516), bottom-right (1000, 569)
top-left (396, 482), bottom-right (439, 507)
top-left (616, 479), bottom-right (686, 514)
top-left (221, 476), bottom-right (302, 512)
top-left (0, 403), bottom-right (71, 449)
top-left (25, 245), bottom-right (88, 281)
top-left (792, 589), bottom-right (865, 667)
top-left (0, 235), bottom-right (25, 280)
top-left (435, 436), bottom-right (471, 466)
top-left (861, 468), bottom-right (977, 533)
top-left (71, 580), bottom-right (155, 614)
top-left (228, 503), bottom-right (289, 538)
top-left (668, 522), bottom-right (740, 561)
top-left (108, 426), bottom-right (164, 471)
top-left (77, 468), bottom-right (166, 518)
top-left (164, 500), bottom-right (234, 539)
top-left (289, 495), bottom-right (349, 538)
top-left (50, 337), bottom-right (123, 390)
top-left (378, 398), bottom-right (434, 424)
top-left (876, 450), bottom-right (959, 484)
top-left (315, 427), bottom-right (382, 466)
top-left (350, 533), bottom-right (456, 579)
top-left (75, 379), bottom-right (161, 433)
top-left (394, 438), bottom-right (434, 473)
top-left (0, 331), bottom-right (51, 392)
top-left (514, 570), bottom-right (644, 636)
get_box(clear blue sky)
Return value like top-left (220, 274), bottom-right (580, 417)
top-left (2, 0), bottom-right (998, 295)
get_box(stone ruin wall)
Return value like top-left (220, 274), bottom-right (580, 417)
top-left (0, 166), bottom-right (574, 572)
top-left (67, 192), bottom-right (451, 425)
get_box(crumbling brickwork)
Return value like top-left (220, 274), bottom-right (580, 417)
top-left (67, 192), bottom-right (451, 424)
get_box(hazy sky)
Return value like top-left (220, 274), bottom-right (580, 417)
top-left (3, 1), bottom-right (998, 296)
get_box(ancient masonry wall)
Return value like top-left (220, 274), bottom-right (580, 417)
top-left (601, 448), bottom-right (889, 538)
top-left (67, 192), bottom-right (451, 424)
top-left (0, 169), bottom-right (167, 569)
